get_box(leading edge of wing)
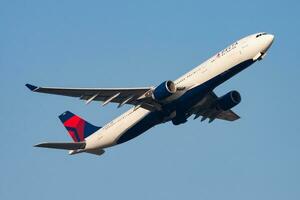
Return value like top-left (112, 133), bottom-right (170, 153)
top-left (25, 83), bottom-right (159, 111)
top-left (25, 83), bottom-right (152, 92)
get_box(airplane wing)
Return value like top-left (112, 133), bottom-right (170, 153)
top-left (190, 91), bottom-right (240, 123)
top-left (26, 84), bottom-right (161, 111)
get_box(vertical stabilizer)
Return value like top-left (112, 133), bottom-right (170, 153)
top-left (59, 111), bottom-right (100, 142)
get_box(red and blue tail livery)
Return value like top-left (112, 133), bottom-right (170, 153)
top-left (59, 111), bottom-right (100, 142)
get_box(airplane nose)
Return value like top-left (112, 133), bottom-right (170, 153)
top-left (267, 34), bottom-right (274, 45)
top-left (267, 34), bottom-right (274, 43)
top-left (262, 34), bottom-right (274, 53)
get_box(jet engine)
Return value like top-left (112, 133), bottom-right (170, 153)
top-left (152, 80), bottom-right (177, 101)
top-left (217, 90), bottom-right (241, 111)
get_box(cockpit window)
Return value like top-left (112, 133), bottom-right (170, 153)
top-left (256, 32), bottom-right (267, 38)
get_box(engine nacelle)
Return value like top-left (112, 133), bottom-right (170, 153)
top-left (217, 90), bottom-right (241, 111)
top-left (152, 80), bottom-right (177, 101)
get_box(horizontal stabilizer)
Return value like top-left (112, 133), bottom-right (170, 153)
top-left (34, 142), bottom-right (86, 150)
top-left (68, 149), bottom-right (105, 156)
top-left (86, 149), bottom-right (105, 156)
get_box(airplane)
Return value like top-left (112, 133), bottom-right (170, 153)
top-left (26, 32), bottom-right (274, 156)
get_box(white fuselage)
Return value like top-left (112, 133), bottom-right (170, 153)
top-left (85, 32), bottom-right (274, 151)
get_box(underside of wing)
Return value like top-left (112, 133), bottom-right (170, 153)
top-left (26, 84), bottom-right (159, 111)
top-left (215, 109), bottom-right (240, 121)
top-left (191, 91), bottom-right (240, 122)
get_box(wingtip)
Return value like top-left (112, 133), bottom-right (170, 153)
top-left (34, 143), bottom-right (44, 147)
top-left (25, 83), bottom-right (38, 91)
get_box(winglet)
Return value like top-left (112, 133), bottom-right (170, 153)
top-left (25, 83), bottom-right (38, 91)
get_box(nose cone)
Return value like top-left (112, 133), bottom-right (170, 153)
top-left (266, 34), bottom-right (274, 46)
top-left (262, 34), bottom-right (274, 53)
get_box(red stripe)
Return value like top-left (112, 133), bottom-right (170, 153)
top-left (64, 116), bottom-right (86, 141)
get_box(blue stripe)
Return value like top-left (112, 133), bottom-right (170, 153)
top-left (175, 59), bottom-right (255, 112)
top-left (116, 59), bottom-right (255, 144)
top-left (160, 59), bottom-right (255, 124)
top-left (116, 111), bottom-right (162, 144)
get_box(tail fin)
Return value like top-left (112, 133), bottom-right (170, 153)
top-left (59, 111), bottom-right (100, 142)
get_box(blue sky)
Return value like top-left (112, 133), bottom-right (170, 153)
top-left (1, 0), bottom-right (300, 199)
